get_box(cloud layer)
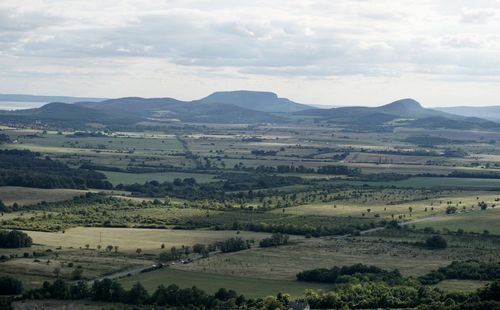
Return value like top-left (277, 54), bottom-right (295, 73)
top-left (1, 0), bottom-right (500, 106)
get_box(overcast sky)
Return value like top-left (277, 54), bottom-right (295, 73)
top-left (1, 0), bottom-right (500, 107)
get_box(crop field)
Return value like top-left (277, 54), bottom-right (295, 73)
top-left (119, 268), bottom-right (333, 298)
top-left (0, 187), bottom-right (87, 206)
top-left (25, 227), bottom-right (277, 253)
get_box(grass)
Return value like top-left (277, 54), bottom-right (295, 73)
top-left (0, 242), bottom-right (152, 290)
top-left (119, 267), bottom-right (333, 298)
top-left (101, 171), bottom-right (217, 185)
top-left (180, 239), bottom-right (446, 280)
top-left (413, 207), bottom-right (500, 234)
top-left (25, 227), bottom-right (276, 253)
top-left (0, 186), bottom-right (87, 206)
top-left (434, 280), bottom-right (490, 292)
top-left (330, 177), bottom-right (500, 189)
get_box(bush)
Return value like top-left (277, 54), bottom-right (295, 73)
top-left (0, 230), bottom-right (32, 248)
top-left (259, 233), bottom-right (290, 248)
top-left (0, 276), bottom-right (23, 295)
top-left (425, 235), bottom-right (447, 249)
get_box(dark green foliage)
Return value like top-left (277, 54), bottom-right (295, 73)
top-left (259, 233), bottom-right (290, 247)
top-left (449, 170), bottom-right (500, 179)
top-left (479, 280), bottom-right (500, 302)
top-left (317, 165), bottom-right (360, 176)
top-left (0, 276), bottom-right (23, 295)
top-left (425, 235), bottom-right (448, 249)
top-left (0, 200), bottom-right (7, 212)
top-left (217, 237), bottom-right (250, 253)
top-left (0, 230), bottom-right (32, 248)
top-left (244, 220), bottom-right (382, 237)
top-left (127, 282), bottom-right (149, 305)
top-left (0, 133), bottom-right (10, 143)
top-left (420, 260), bottom-right (500, 285)
top-left (17, 274), bottom-right (500, 309)
top-left (117, 173), bottom-right (304, 199)
top-left (251, 150), bottom-right (278, 156)
top-left (0, 149), bottom-right (112, 190)
top-left (23, 279), bottom-right (257, 309)
top-left (296, 264), bottom-right (407, 285)
top-left (90, 279), bottom-right (125, 302)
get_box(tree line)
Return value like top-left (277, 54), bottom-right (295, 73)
top-left (2, 274), bottom-right (500, 309)
top-left (419, 260), bottom-right (500, 285)
top-left (6, 278), bottom-right (292, 309)
top-left (0, 230), bottom-right (32, 248)
top-left (296, 263), bottom-right (408, 286)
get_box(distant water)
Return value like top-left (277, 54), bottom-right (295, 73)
top-left (0, 101), bottom-right (46, 110)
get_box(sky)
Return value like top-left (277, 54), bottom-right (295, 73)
top-left (1, 0), bottom-right (500, 107)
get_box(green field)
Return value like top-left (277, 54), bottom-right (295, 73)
top-left (414, 207), bottom-right (500, 234)
top-left (332, 177), bottom-right (500, 189)
top-left (434, 280), bottom-right (490, 292)
top-left (119, 267), bottom-right (332, 298)
top-left (0, 186), bottom-right (88, 206)
top-left (102, 171), bottom-right (217, 185)
top-left (26, 227), bottom-right (277, 253)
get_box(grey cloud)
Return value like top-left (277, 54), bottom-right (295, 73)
top-left (1, 1), bottom-right (500, 80)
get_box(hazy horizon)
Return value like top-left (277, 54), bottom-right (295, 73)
top-left (1, 1), bottom-right (500, 107)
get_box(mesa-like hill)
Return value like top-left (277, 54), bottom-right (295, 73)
top-left (199, 90), bottom-right (311, 112)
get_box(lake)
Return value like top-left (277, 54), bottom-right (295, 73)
top-left (0, 101), bottom-right (47, 110)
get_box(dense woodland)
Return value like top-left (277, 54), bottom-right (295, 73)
top-left (0, 150), bottom-right (112, 189)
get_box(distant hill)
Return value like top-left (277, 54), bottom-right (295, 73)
top-left (297, 98), bottom-right (499, 131)
top-left (1, 93), bottom-right (498, 131)
top-left (0, 94), bottom-right (106, 103)
top-left (0, 102), bottom-right (141, 128)
top-left (435, 106), bottom-right (500, 121)
top-left (76, 97), bottom-right (283, 123)
top-left (199, 91), bottom-right (312, 112)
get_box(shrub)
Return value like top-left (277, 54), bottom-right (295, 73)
top-left (425, 235), bottom-right (447, 249)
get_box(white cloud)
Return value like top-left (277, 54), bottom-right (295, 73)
top-left (0, 0), bottom-right (499, 106)
top-left (460, 8), bottom-right (496, 24)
